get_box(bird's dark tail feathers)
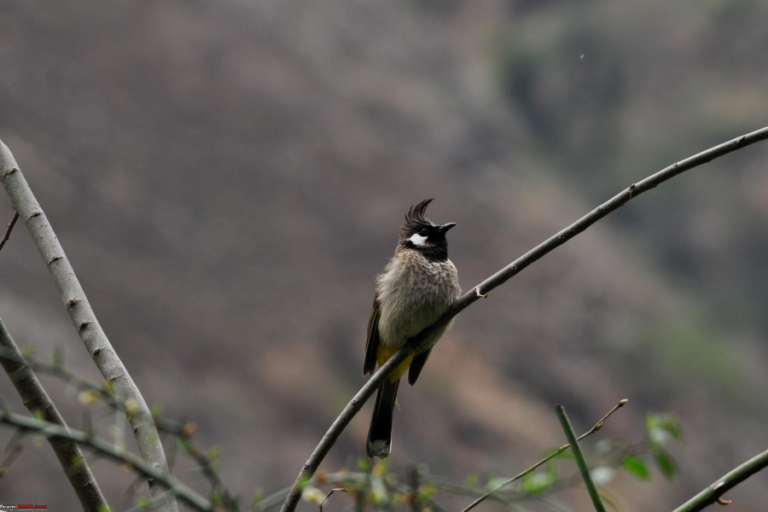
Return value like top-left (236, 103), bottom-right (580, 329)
top-left (366, 379), bottom-right (400, 459)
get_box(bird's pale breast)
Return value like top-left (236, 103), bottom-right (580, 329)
top-left (375, 250), bottom-right (460, 350)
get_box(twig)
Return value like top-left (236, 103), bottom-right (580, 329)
top-left (0, 211), bottom-right (18, 254)
top-left (0, 138), bottom-right (176, 511)
top-left (0, 318), bottom-right (109, 511)
top-left (319, 488), bottom-right (348, 512)
top-left (555, 405), bottom-right (606, 512)
top-left (0, 435), bottom-right (24, 477)
top-left (0, 410), bottom-right (212, 512)
top-left (280, 126), bottom-right (768, 512)
top-left (459, 399), bottom-right (626, 512)
top-left (408, 466), bottom-right (422, 512)
top-left (672, 446), bottom-right (768, 512)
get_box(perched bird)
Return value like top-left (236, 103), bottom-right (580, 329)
top-left (364, 199), bottom-right (461, 459)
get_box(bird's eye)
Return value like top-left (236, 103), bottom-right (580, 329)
top-left (419, 227), bottom-right (429, 236)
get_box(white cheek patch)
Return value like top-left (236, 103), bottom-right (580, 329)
top-left (409, 233), bottom-right (428, 246)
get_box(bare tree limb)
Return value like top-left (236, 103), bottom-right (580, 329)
top-left (0, 211), bottom-right (18, 254)
top-left (0, 138), bottom-right (177, 511)
top-left (555, 405), bottom-right (606, 512)
top-left (672, 447), bottom-right (768, 512)
top-left (0, 410), bottom-right (211, 512)
top-left (280, 126), bottom-right (768, 512)
top-left (0, 317), bottom-right (109, 511)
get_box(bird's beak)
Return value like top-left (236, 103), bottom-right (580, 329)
top-left (437, 222), bottom-right (457, 234)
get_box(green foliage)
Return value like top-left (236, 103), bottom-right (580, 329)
top-left (621, 455), bottom-right (650, 481)
top-left (645, 412), bottom-right (683, 479)
top-left (356, 457), bottom-right (371, 473)
top-left (518, 463), bottom-right (558, 495)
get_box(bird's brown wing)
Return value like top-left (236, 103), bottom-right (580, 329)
top-left (407, 348), bottom-right (432, 385)
top-left (363, 293), bottom-right (381, 376)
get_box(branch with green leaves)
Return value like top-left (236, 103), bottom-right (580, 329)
top-left (0, 409), bottom-right (212, 512)
top-left (0, 343), bottom-right (239, 511)
top-left (0, 318), bottom-right (109, 512)
top-left (281, 127), bottom-right (768, 512)
top-left (259, 406), bottom-right (682, 512)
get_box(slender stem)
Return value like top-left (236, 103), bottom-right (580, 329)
top-left (555, 405), bottom-right (606, 512)
top-left (459, 400), bottom-right (626, 512)
top-left (280, 126), bottom-right (768, 512)
top-left (0, 317), bottom-right (109, 512)
top-left (0, 211), bottom-right (18, 254)
top-left (672, 447), bottom-right (768, 512)
top-left (0, 138), bottom-right (176, 511)
top-left (0, 410), bottom-right (211, 512)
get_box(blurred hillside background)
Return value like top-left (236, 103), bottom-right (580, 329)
top-left (1, 0), bottom-right (768, 510)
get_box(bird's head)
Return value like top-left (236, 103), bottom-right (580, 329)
top-left (398, 199), bottom-right (456, 261)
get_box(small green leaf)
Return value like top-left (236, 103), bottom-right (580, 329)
top-left (653, 448), bottom-right (677, 480)
top-left (621, 455), bottom-right (650, 480)
top-left (519, 468), bottom-right (556, 495)
top-left (357, 458), bottom-right (371, 473)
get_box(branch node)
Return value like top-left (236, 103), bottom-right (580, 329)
top-left (475, 287), bottom-right (488, 299)
top-left (78, 322), bottom-right (91, 333)
top-left (29, 211), bottom-right (41, 220)
top-left (4, 168), bottom-right (16, 176)
top-left (628, 183), bottom-right (636, 198)
top-left (49, 255), bottom-right (63, 265)
top-left (92, 348), bottom-right (101, 357)
top-left (717, 498), bottom-right (731, 506)
top-left (66, 298), bottom-right (79, 309)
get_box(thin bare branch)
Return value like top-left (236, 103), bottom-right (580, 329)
top-left (0, 211), bottom-right (18, 254)
top-left (0, 410), bottom-right (211, 512)
top-left (282, 126), bottom-right (768, 512)
top-left (0, 138), bottom-right (176, 511)
top-left (0, 318), bottom-right (109, 511)
top-left (459, 400), bottom-right (626, 512)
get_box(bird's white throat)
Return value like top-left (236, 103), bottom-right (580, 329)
top-left (408, 233), bottom-right (428, 246)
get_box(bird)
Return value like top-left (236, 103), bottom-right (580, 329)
top-left (364, 198), bottom-right (461, 459)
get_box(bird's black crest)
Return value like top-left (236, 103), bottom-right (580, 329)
top-left (402, 198), bottom-right (434, 233)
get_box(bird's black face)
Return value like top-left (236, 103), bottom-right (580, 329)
top-left (399, 199), bottom-right (456, 261)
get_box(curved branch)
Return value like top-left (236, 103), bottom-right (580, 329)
top-left (0, 138), bottom-right (177, 511)
top-left (0, 318), bottom-right (109, 512)
top-left (672, 447), bottom-right (768, 512)
top-left (0, 410), bottom-right (211, 512)
top-left (280, 126), bottom-right (768, 512)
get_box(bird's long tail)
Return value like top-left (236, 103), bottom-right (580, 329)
top-left (366, 379), bottom-right (400, 459)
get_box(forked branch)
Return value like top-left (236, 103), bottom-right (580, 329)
top-left (0, 138), bottom-right (177, 511)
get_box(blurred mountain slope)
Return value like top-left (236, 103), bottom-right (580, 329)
top-left (1, 1), bottom-right (767, 510)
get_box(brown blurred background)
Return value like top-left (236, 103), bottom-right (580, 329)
top-left (1, 1), bottom-right (768, 510)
